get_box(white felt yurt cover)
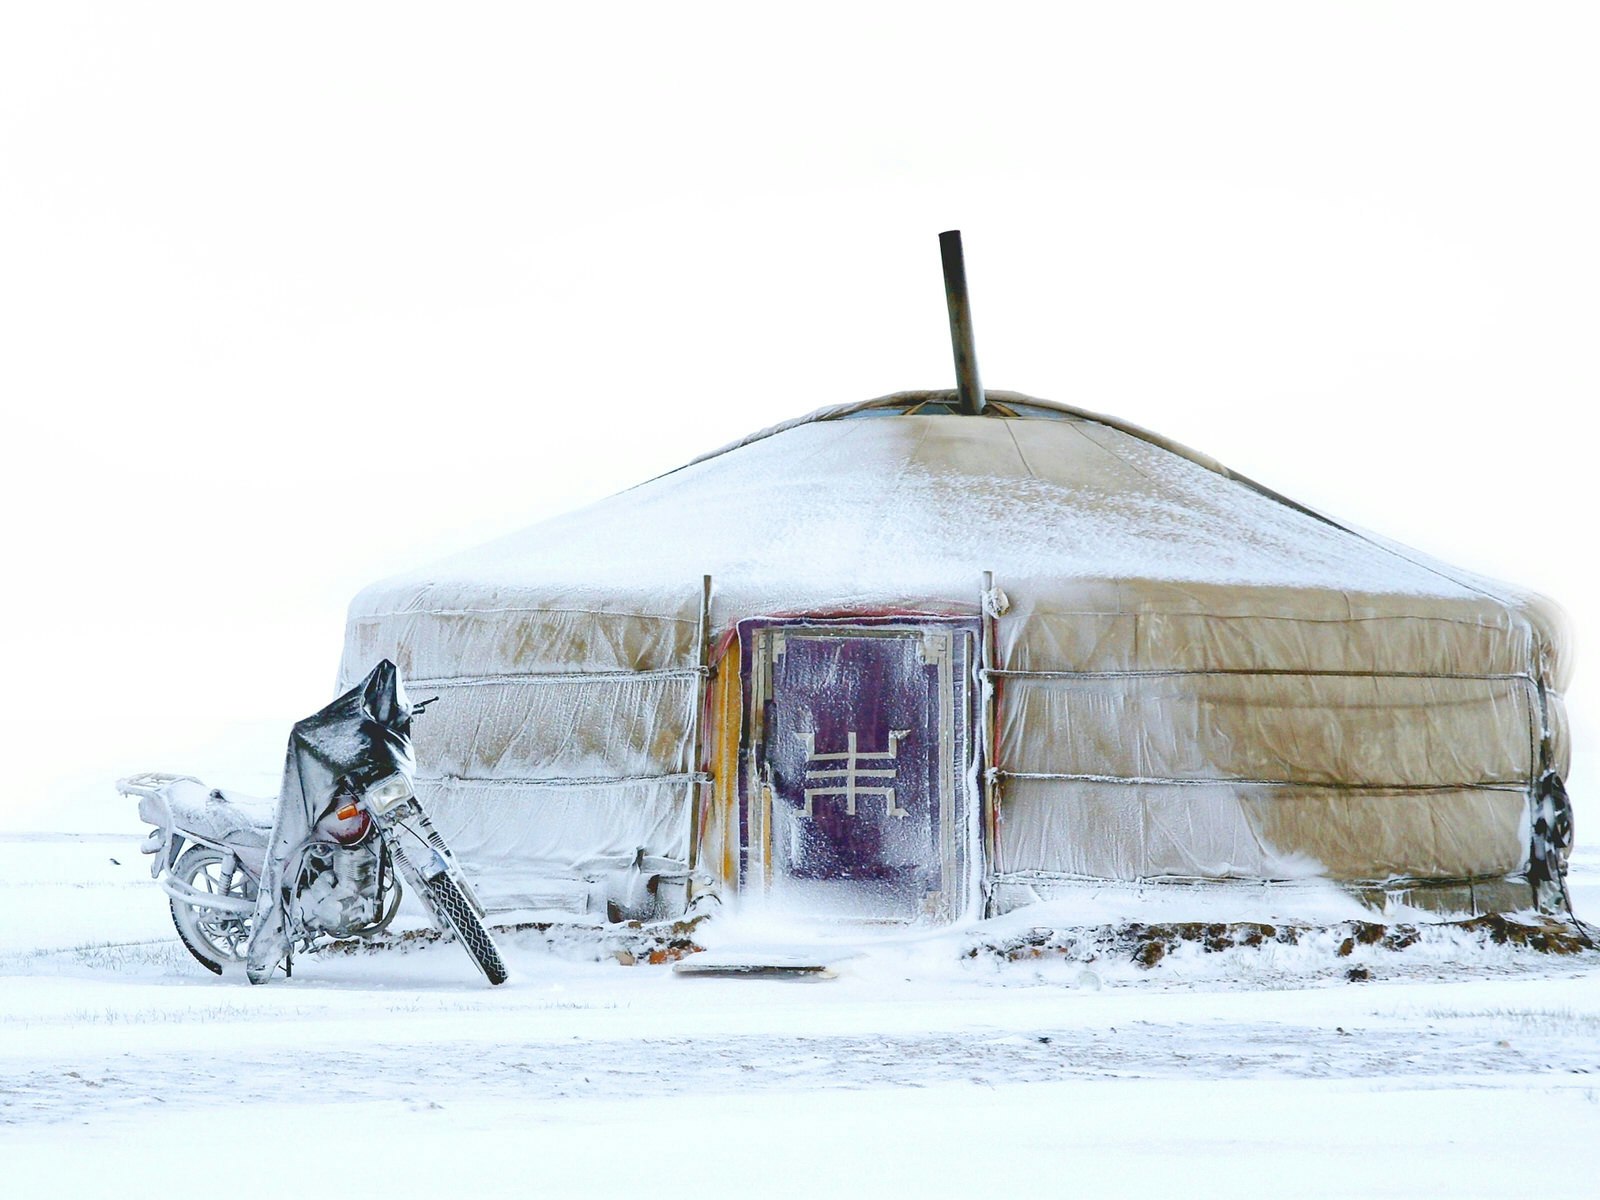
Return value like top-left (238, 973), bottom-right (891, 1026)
top-left (340, 392), bottom-right (1571, 917)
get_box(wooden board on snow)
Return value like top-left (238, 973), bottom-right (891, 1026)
top-left (673, 957), bottom-right (837, 980)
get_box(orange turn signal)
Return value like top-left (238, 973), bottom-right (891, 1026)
top-left (336, 803), bottom-right (361, 822)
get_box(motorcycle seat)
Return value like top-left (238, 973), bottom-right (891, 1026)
top-left (160, 778), bottom-right (278, 850)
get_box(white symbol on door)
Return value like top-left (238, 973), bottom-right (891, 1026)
top-left (797, 729), bottom-right (911, 819)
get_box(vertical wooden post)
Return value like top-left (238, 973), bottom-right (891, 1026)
top-left (979, 570), bottom-right (1000, 912)
top-left (686, 575), bottom-right (714, 886)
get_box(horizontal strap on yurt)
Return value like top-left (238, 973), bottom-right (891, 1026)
top-left (993, 770), bottom-right (1527, 793)
top-left (406, 667), bottom-right (707, 688)
top-left (982, 668), bottom-right (1535, 683)
top-left (421, 771), bottom-right (711, 789)
top-left (990, 868), bottom-right (1517, 889)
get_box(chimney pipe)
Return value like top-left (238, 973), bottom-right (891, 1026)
top-left (939, 230), bottom-right (985, 415)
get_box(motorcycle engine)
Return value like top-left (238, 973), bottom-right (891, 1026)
top-left (292, 841), bottom-right (384, 937)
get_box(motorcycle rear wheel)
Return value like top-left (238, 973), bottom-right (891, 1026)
top-left (170, 844), bottom-right (259, 975)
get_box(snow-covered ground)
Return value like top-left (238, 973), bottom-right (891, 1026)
top-left (5, 833), bottom-right (1599, 1198)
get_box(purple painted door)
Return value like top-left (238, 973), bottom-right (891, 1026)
top-left (749, 623), bottom-right (970, 920)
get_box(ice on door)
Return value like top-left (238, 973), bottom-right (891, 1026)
top-left (758, 626), bottom-right (965, 920)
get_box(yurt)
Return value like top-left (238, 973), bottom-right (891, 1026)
top-left (339, 237), bottom-right (1574, 925)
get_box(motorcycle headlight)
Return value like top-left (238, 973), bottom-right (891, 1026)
top-left (364, 773), bottom-right (415, 814)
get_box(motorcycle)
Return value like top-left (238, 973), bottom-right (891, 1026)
top-left (120, 660), bottom-right (507, 985)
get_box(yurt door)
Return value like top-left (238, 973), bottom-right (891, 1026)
top-left (745, 621), bottom-right (974, 921)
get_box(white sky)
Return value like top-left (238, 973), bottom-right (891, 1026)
top-left (2, 3), bottom-right (1596, 828)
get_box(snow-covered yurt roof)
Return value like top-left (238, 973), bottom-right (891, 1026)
top-left (346, 390), bottom-right (1569, 687)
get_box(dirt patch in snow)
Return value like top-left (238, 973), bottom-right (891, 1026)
top-left (973, 913), bottom-right (1595, 971)
top-left (315, 913), bottom-right (709, 966)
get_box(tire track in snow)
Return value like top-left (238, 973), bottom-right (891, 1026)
top-left (4, 1024), bottom-right (1593, 1126)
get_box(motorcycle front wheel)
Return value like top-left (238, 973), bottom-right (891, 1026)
top-left (170, 844), bottom-right (258, 975)
top-left (417, 871), bottom-right (509, 986)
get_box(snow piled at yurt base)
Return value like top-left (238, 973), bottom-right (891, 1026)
top-left (339, 392), bottom-right (1573, 926)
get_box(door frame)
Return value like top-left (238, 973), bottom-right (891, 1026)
top-left (736, 615), bottom-right (980, 921)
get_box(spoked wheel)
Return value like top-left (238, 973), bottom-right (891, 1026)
top-left (169, 844), bottom-right (259, 975)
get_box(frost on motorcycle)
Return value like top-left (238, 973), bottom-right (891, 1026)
top-left (121, 660), bottom-right (508, 986)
